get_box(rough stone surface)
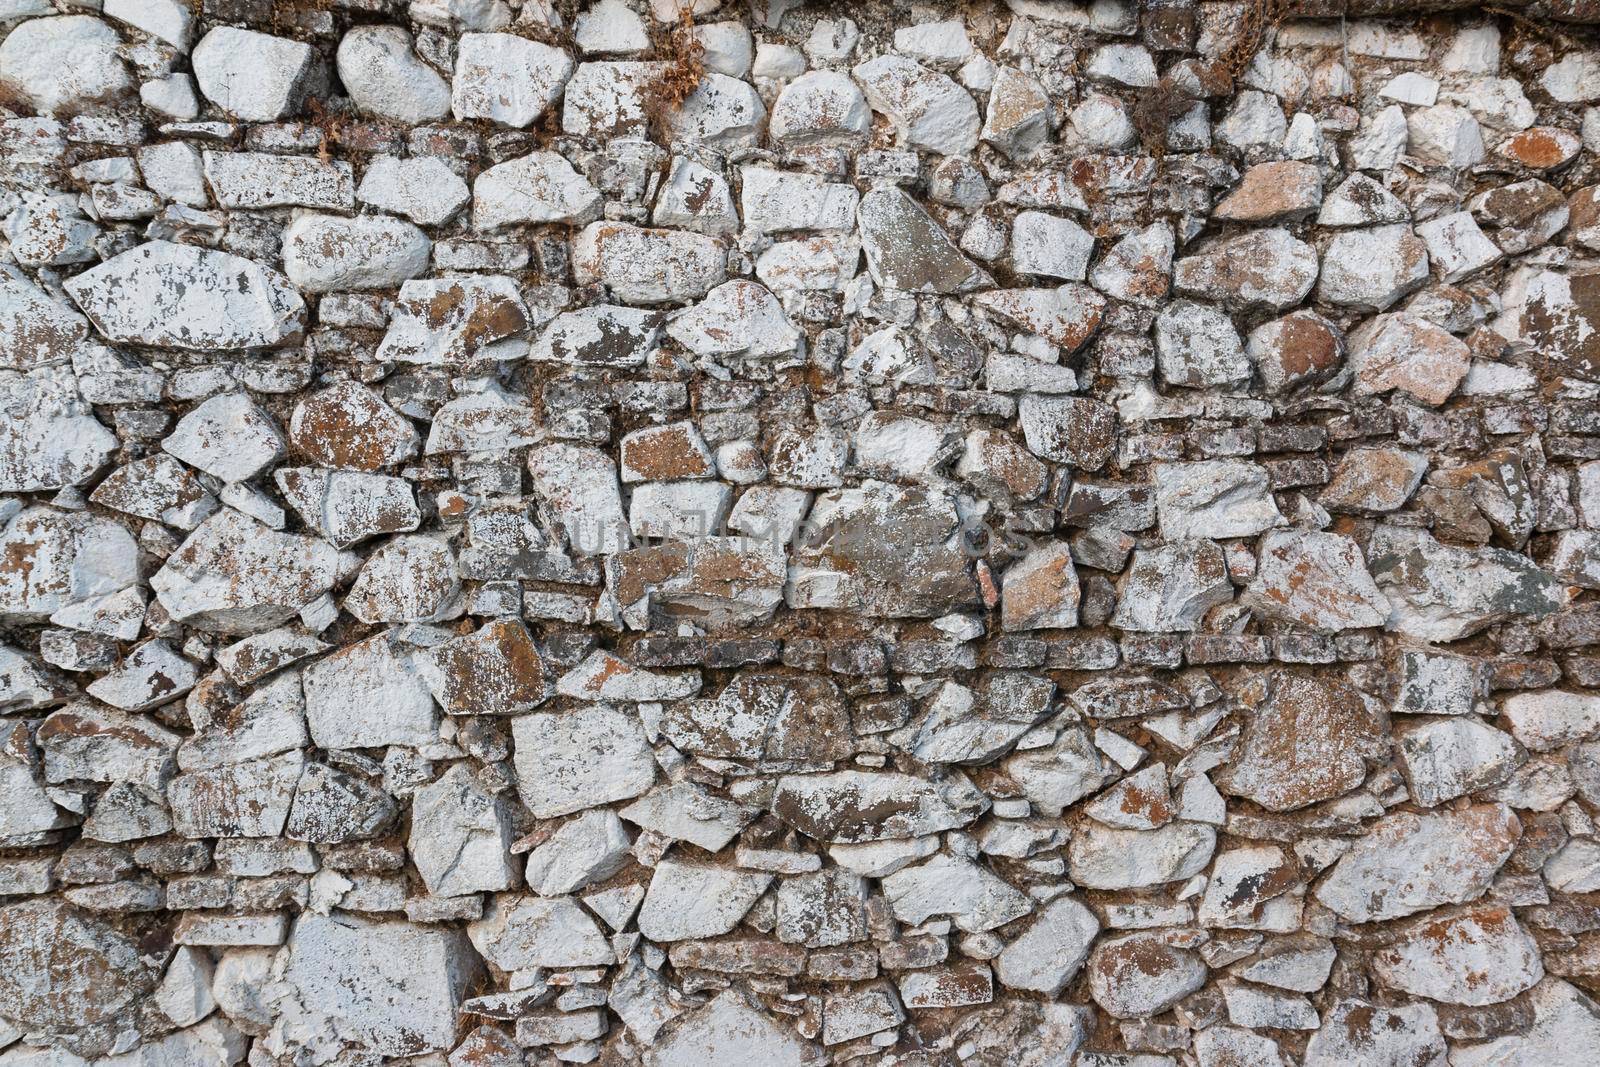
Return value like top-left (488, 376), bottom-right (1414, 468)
top-left (0, 5), bottom-right (1595, 1064)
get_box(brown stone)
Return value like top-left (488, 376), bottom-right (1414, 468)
top-left (1500, 126), bottom-right (1581, 170)
top-left (1213, 161), bottom-right (1323, 223)
top-left (417, 619), bottom-right (549, 716)
top-left (1215, 671), bottom-right (1388, 812)
top-left (290, 382), bottom-right (420, 472)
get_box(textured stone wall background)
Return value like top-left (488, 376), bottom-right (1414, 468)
top-left (6, 0), bottom-right (1600, 1063)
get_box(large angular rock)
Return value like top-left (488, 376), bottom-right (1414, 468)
top-left (410, 764), bottom-right (517, 897)
top-left (1154, 300), bottom-right (1248, 389)
top-left (609, 536), bottom-right (787, 628)
top-left (1396, 716), bottom-right (1519, 806)
top-left (740, 167), bottom-right (858, 235)
top-left (192, 27), bottom-right (317, 121)
top-left (669, 72), bottom-right (767, 148)
top-left (622, 782), bottom-right (752, 853)
top-left (1373, 905), bottom-right (1542, 1005)
top-left (1197, 845), bottom-right (1300, 930)
top-left (276, 468), bottom-right (420, 548)
top-left (770, 70), bottom-right (871, 147)
top-left (357, 156), bottom-right (470, 226)
top-left (1001, 542), bottom-right (1080, 631)
top-left (0, 369), bottom-right (117, 493)
top-left (881, 854), bottom-right (1032, 933)
top-left (303, 631), bottom-right (438, 749)
top-left (1011, 211), bottom-right (1094, 281)
top-left (523, 810), bottom-right (631, 895)
top-left (452, 32), bottom-right (572, 126)
top-left (336, 25), bottom-right (451, 124)
top-left (0, 508), bottom-right (139, 623)
top-left (661, 672), bottom-right (851, 763)
top-left (852, 55), bottom-right (979, 155)
top-left (1316, 224), bottom-right (1430, 312)
top-left (1449, 979), bottom-right (1600, 1067)
top-left (203, 151), bottom-right (354, 210)
top-left (976, 65), bottom-right (1050, 160)
top-left (527, 443), bottom-right (628, 556)
top-left (37, 704), bottom-right (178, 788)
top-left (416, 619), bottom-right (548, 717)
top-left (168, 751), bottom-right (304, 838)
top-left (786, 481), bottom-right (979, 618)
top-left (1018, 395), bottom-right (1116, 470)
top-left (376, 277), bottom-right (529, 365)
top-left (1347, 313), bottom-right (1471, 406)
top-left (561, 59), bottom-right (662, 138)
top-left (1090, 222), bottom-right (1173, 307)
top-left (1173, 229), bottom-right (1318, 312)
top-left (894, 674), bottom-right (1054, 766)
top-left (1523, 271), bottom-right (1600, 383)
top-left (1069, 822), bottom-right (1216, 889)
top-left (1304, 1000), bottom-right (1447, 1067)
top-left (1501, 690), bottom-right (1600, 751)
top-left (468, 894), bottom-right (613, 971)
top-left (345, 535), bottom-right (459, 625)
top-left (163, 392), bottom-right (284, 484)
top-left (512, 705), bottom-right (655, 818)
top-left (534, 305), bottom-right (662, 367)
top-left (973, 286), bottom-right (1106, 351)
top-left (1243, 530), bottom-right (1390, 632)
top-left (995, 895), bottom-right (1098, 994)
top-left (84, 638), bottom-right (196, 712)
top-left (1368, 525), bottom-right (1563, 643)
top-left (1087, 933), bottom-right (1208, 1018)
top-left (282, 214), bottom-right (432, 293)
top-left (637, 859), bottom-right (772, 941)
top-left (0, 898), bottom-right (161, 1053)
top-left (1215, 672), bottom-right (1386, 813)
top-left (289, 382), bottom-right (419, 472)
top-left (287, 762), bottom-right (396, 844)
top-left (771, 770), bottom-right (987, 843)
top-left (473, 152), bottom-right (602, 230)
top-left (177, 672), bottom-right (307, 772)
top-left (0, 268), bottom-right (89, 371)
top-left (1112, 540), bottom-right (1233, 633)
top-left (1214, 161), bottom-right (1323, 223)
top-left (572, 222), bottom-right (726, 304)
top-left (667, 280), bottom-right (801, 359)
top-left (1248, 310), bottom-right (1344, 394)
top-left (152, 511), bottom-right (338, 634)
top-left (1321, 448), bottom-right (1429, 514)
top-left (1313, 803), bottom-right (1520, 922)
top-left (65, 241), bottom-right (305, 351)
top-left (645, 990), bottom-right (817, 1067)
top-left (280, 915), bottom-right (480, 1058)
top-left (1154, 461), bottom-right (1284, 540)
top-left (857, 187), bottom-right (984, 294)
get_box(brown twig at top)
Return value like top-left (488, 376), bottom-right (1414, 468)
top-left (1217, 0), bottom-right (1291, 84)
top-left (645, 3), bottom-right (707, 141)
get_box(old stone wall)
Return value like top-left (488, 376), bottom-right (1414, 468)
top-left (3, 0), bottom-right (1600, 1063)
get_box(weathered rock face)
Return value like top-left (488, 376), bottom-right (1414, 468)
top-left (1315, 804), bottom-right (1523, 922)
top-left (2, 3), bottom-right (1599, 1065)
top-left (786, 480), bottom-right (979, 617)
top-left (64, 241), bottom-right (306, 350)
top-left (279, 914), bottom-right (480, 1058)
top-left (1215, 672), bottom-right (1388, 812)
top-left (0, 898), bottom-right (162, 1053)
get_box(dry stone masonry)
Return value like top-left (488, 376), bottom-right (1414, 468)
top-left (14, 0), bottom-right (1600, 1063)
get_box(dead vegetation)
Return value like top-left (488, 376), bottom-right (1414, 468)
top-left (645, 3), bottom-right (707, 141)
top-left (1133, 0), bottom-right (1290, 155)
top-left (304, 97), bottom-right (353, 164)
